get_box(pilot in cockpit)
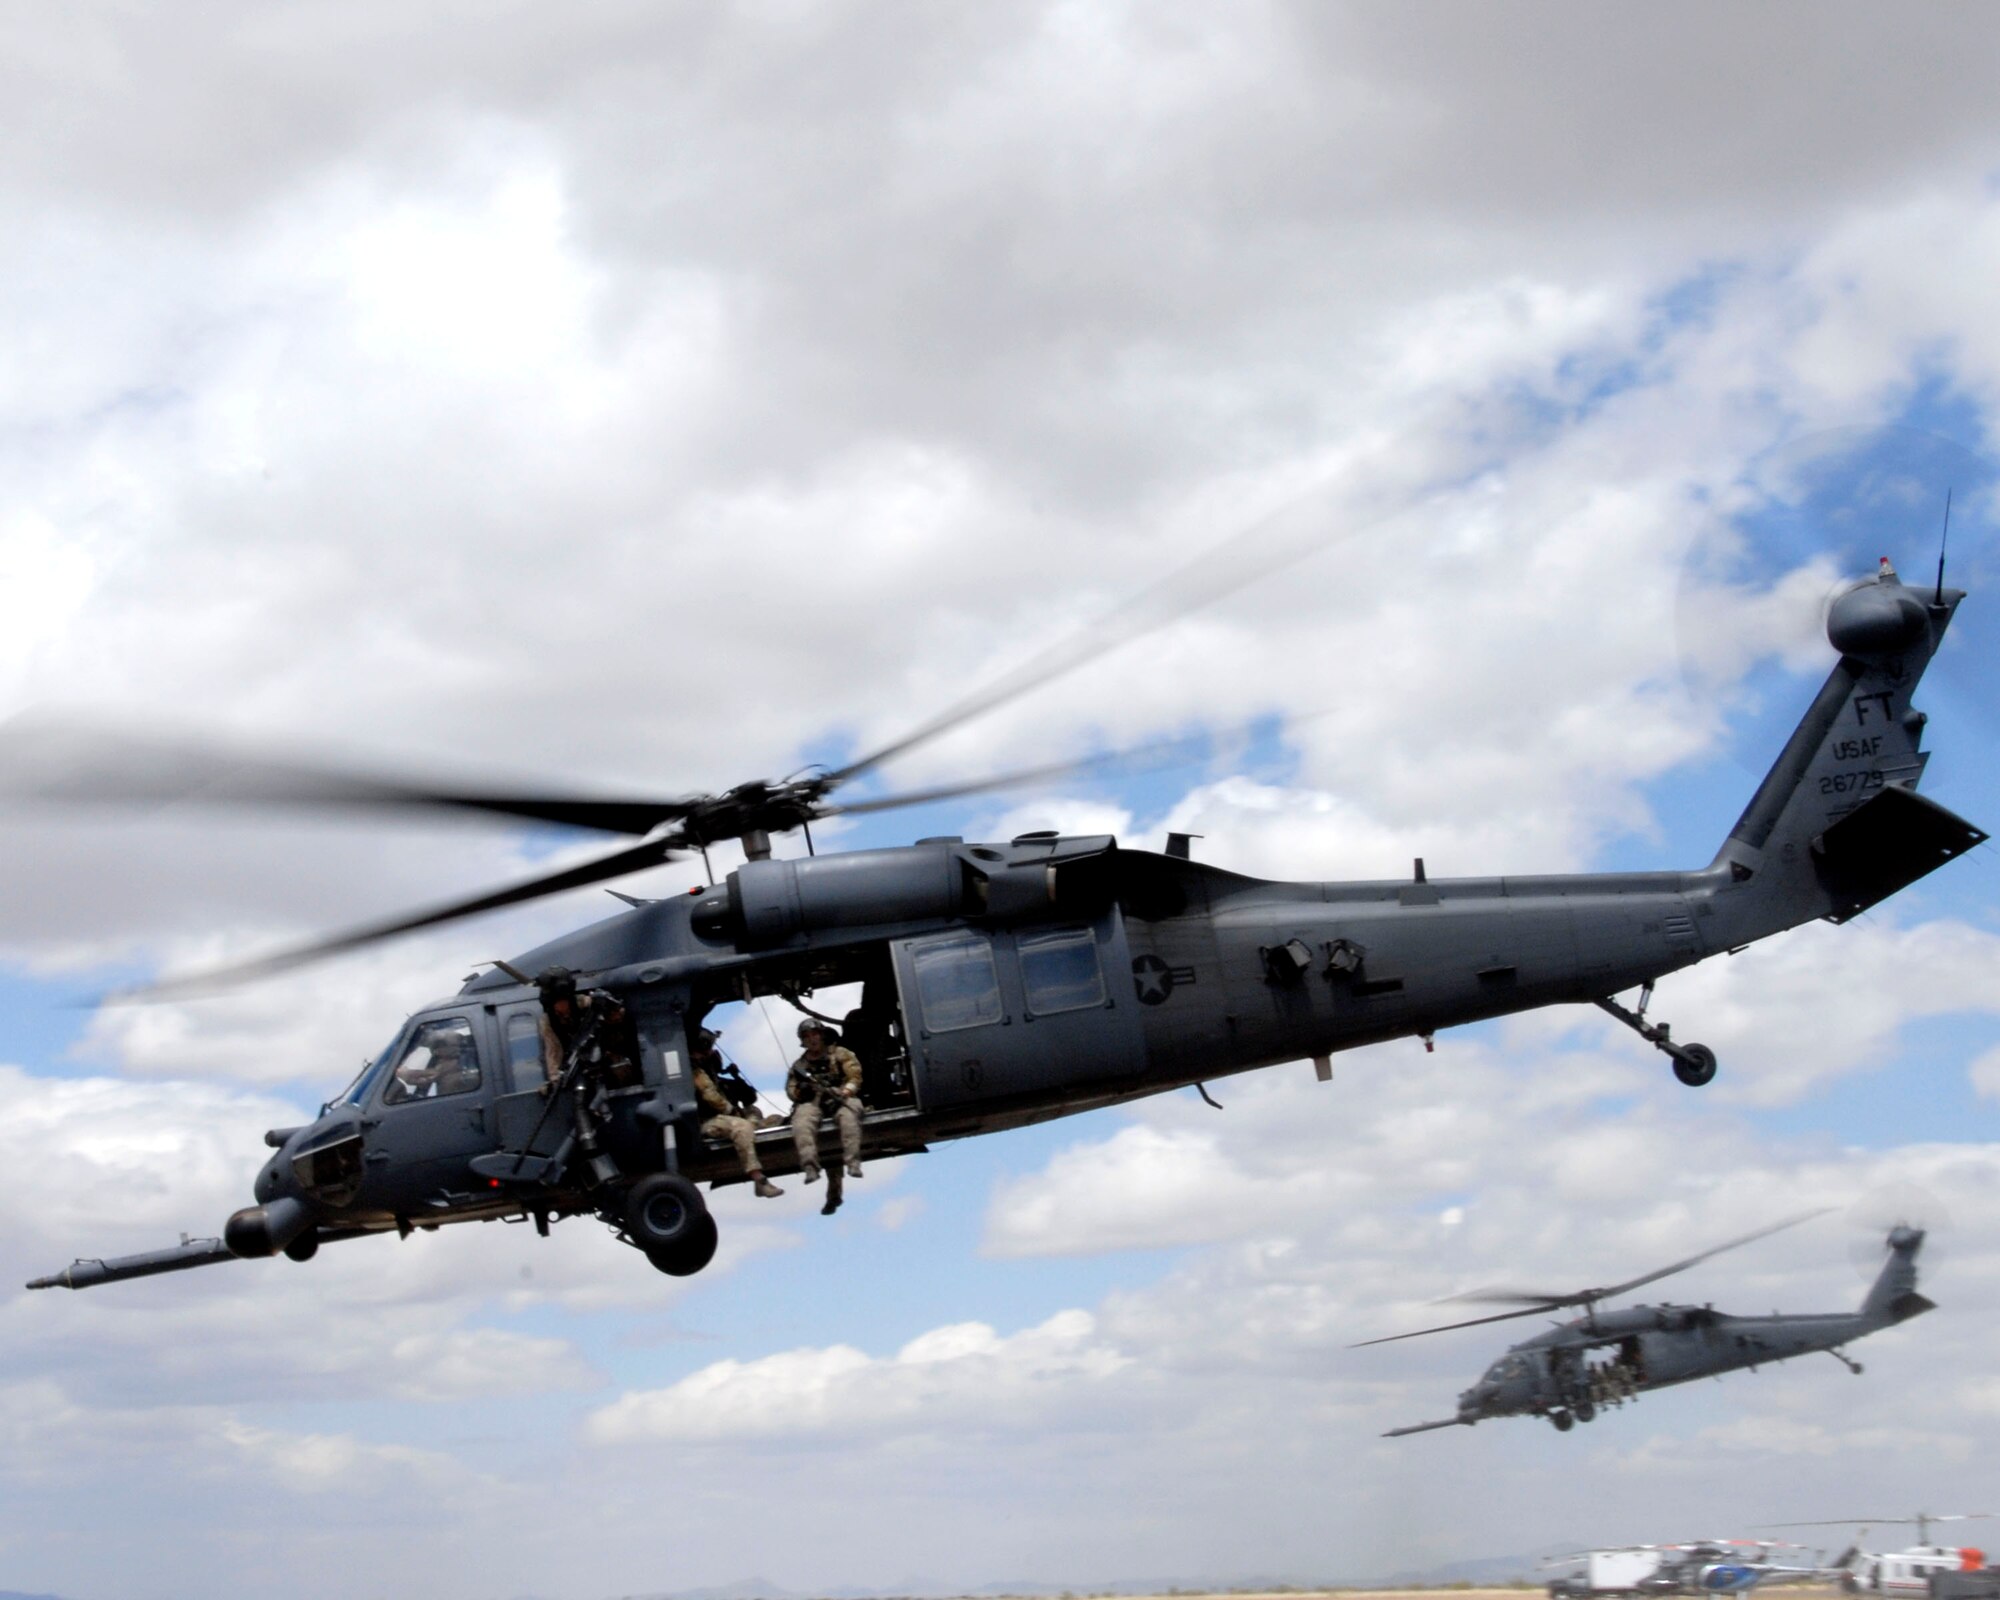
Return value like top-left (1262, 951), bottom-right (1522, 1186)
top-left (384, 1025), bottom-right (477, 1103)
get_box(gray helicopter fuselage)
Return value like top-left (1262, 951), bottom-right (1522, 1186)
top-left (1443, 1228), bottom-right (1933, 1431)
top-left (1470, 1309), bottom-right (1879, 1419)
top-left (252, 845), bottom-right (1733, 1232)
top-left (255, 560), bottom-right (1980, 1240)
top-left (33, 566), bottom-right (1987, 1288)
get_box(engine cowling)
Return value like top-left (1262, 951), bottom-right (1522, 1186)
top-left (693, 836), bottom-right (1119, 948)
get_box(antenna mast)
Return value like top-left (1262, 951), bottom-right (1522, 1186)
top-left (1936, 488), bottom-right (1952, 605)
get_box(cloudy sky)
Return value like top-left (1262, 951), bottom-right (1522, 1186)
top-left (4, 5), bottom-right (2000, 1599)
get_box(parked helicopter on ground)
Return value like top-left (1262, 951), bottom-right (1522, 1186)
top-left (15, 556), bottom-right (1987, 1290)
top-left (1364, 1214), bottom-right (1933, 1435)
top-left (1546, 1540), bottom-right (1839, 1598)
top-left (1761, 1516), bottom-right (1998, 1595)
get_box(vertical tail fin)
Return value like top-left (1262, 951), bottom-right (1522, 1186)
top-left (1705, 563), bottom-right (1985, 947)
top-left (1861, 1224), bottom-right (1933, 1325)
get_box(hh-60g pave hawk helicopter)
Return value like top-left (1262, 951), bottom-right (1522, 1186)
top-left (15, 555), bottom-right (1988, 1291)
top-left (1361, 1211), bottom-right (1934, 1435)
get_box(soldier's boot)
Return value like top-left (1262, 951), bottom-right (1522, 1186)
top-left (821, 1165), bottom-right (844, 1216)
top-left (752, 1173), bottom-right (784, 1199)
top-left (801, 1163), bottom-right (821, 1185)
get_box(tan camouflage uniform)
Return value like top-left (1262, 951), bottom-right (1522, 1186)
top-left (694, 1066), bottom-right (759, 1166)
top-left (694, 1064), bottom-right (780, 1196)
top-left (787, 1043), bottom-right (864, 1178)
top-left (536, 991), bottom-right (638, 1085)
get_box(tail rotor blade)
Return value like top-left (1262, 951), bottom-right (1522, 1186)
top-left (1675, 423), bottom-right (2000, 777)
top-left (1847, 1183), bottom-right (1952, 1279)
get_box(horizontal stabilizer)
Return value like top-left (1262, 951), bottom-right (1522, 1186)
top-left (1383, 1417), bottom-right (1472, 1437)
top-left (1887, 1290), bottom-right (1937, 1324)
top-left (1813, 787), bottom-right (1987, 923)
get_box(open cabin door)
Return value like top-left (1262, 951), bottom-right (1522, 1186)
top-left (891, 911), bottom-right (1144, 1112)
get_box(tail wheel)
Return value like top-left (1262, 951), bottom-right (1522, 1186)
top-left (1673, 1043), bottom-right (1718, 1087)
top-left (625, 1173), bottom-right (709, 1253)
top-left (646, 1214), bottom-right (719, 1277)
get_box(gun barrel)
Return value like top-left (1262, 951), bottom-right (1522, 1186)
top-left (27, 1238), bottom-right (236, 1290)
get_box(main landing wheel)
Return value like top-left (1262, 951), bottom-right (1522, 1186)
top-left (1673, 1043), bottom-right (1718, 1088)
top-left (283, 1228), bottom-right (319, 1263)
top-left (1573, 1400), bottom-right (1596, 1423)
top-left (647, 1213), bottom-right (719, 1277)
top-left (626, 1173), bottom-right (709, 1254)
top-left (1550, 1410), bottom-right (1575, 1432)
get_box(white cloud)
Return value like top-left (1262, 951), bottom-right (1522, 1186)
top-left (214, 1416), bottom-right (460, 1493)
top-left (1, 7), bottom-right (2000, 1597)
top-left (587, 1307), bottom-right (1129, 1445)
top-left (1970, 1044), bottom-right (2000, 1102)
top-left (987, 1121), bottom-right (1326, 1257)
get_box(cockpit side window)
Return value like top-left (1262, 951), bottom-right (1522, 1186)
top-left (380, 1017), bottom-right (483, 1105)
top-left (503, 1012), bottom-right (544, 1094)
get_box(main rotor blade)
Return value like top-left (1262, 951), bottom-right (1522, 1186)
top-left (1442, 1286), bottom-right (1596, 1308)
top-left (824, 473), bottom-right (1426, 788)
top-left (823, 732), bottom-right (1210, 818)
top-left (0, 719), bottom-right (697, 836)
top-left (1762, 1516), bottom-right (1997, 1530)
top-left (1442, 1209), bottom-right (1831, 1313)
top-left (1349, 1301), bottom-right (1573, 1348)
top-left (120, 833), bottom-right (685, 1000)
top-left (1589, 1207), bottom-right (1832, 1303)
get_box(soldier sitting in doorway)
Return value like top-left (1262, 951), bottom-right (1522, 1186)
top-left (691, 1028), bottom-right (782, 1199)
top-left (787, 1019), bottom-right (864, 1214)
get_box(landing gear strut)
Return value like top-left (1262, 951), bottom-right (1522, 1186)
top-left (1595, 983), bottom-right (1717, 1087)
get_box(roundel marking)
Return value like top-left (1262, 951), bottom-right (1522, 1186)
top-left (1132, 954), bottom-right (1175, 1005)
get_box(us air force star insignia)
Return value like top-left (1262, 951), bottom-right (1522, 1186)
top-left (1132, 953), bottom-right (1174, 1005)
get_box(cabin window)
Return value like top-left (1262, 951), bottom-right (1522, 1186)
top-left (911, 933), bottom-right (1004, 1033)
top-left (504, 1012), bottom-right (545, 1093)
top-left (1019, 926), bottom-right (1105, 1016)
top-left (381, 1017), bottom-right (482, 1104)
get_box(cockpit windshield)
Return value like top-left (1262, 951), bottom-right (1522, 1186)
top-left (331, 1029), bottom-right (407, 1110)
